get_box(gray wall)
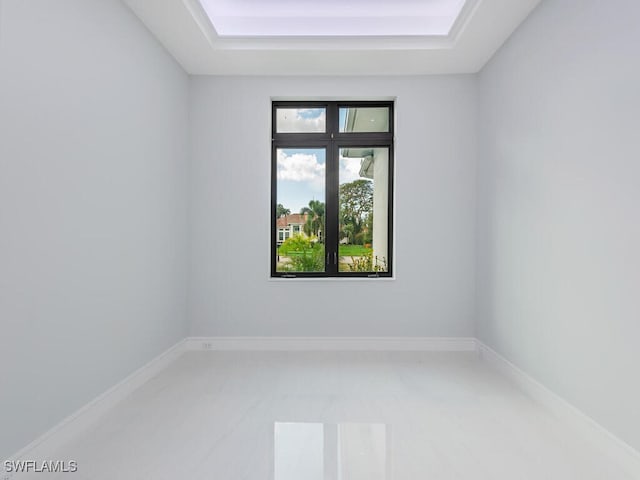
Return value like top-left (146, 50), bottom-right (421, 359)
top-left (477, 0), bottom-right (640, 451)
top-left (0, 0), bottom-right (189, 459)
top-left (189, 76), bottom-right (477, 337)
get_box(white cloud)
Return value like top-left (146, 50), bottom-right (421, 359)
top-left (277, 151), bottom-right (325, 183)
top-left (277, 151), bottom-right (367, 197)
top-left (276, 109), bottom-right (326, 133)
top-left (340, 156), bottom-right (364, 184)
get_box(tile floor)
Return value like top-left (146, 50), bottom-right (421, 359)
top-left (14, 351), bottom-right (634, 479)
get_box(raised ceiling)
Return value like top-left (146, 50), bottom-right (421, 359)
top-left (199, 0), bottom-right (467, 37)
top-left (123, 0), bottom-right (541, 75)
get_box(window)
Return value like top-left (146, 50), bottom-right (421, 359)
top-left (272, 101), bottom-right (394, 277)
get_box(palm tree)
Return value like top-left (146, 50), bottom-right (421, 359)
top-left (300, 200), bottom-right (325, 241)
top-left (276, 203), bottom-right (291, 218)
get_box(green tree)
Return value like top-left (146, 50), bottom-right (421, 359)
top-left (300, 199), bottom-right (325, 241)
top-left (276, 203), bottom-right (291, 218)
top-left (339, 179), bottom-right (373, 245)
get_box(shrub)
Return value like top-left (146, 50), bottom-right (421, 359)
top-left (347, 252), bottom-right (387, 273)
top-left (279, 234), bottom-right (317, 255)
top-left (279, 234), bottom-right (324, 272)
top-left (291, 249), bottom-right (324, 271)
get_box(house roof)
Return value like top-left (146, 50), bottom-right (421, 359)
top-left (276, 213), bottom-right (308, 228)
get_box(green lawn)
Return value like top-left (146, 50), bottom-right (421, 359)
top-left (277, 244), bottom-right (371, 257)
top-left (338, 244), bottom-right (372, 256)
top-left (278, 245), bottom-right (324, 257)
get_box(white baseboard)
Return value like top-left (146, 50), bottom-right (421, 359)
top-left (3, 335), bottom-right (475, 471)
top-left (184, 336), bottom-right (479, 352)
top-left (7, 336), bottom-right (638, 478)
top-left (5, 339), bottom-right (187, 469)
top-left (478, 341), bottom-right (640, 477)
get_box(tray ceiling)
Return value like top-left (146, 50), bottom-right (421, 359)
top-left (122, 0), bottom-right (541, 75)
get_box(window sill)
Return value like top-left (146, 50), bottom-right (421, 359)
top-left (268, 276), bottom-right (396, 282)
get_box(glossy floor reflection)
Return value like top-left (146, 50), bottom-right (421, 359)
top-left (16, 351), bottom-right (635, 479)
top-left (274, 422), bottom-right (388, 480)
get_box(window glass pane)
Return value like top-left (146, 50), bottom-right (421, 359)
top-left (276, 108), bottom-right (326, 133)
top-left (339, 107), bottom-right (389, 133)
top-left (338, 147), bottom-right (389, 273)
top-left (276, 148), bottom-right (326, 273)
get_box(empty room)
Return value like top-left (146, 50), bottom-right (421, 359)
top-left (1, 0), bottom-right (639, 478)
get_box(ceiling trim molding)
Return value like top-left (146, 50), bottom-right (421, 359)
top-left (449, 0), bottom-right (484, 46)
top-left (182, 0), bottom-right (487, 51)
top-left (123, 0), bottom-right (542, 75)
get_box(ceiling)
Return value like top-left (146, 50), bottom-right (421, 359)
top-left (198, 0), bottom-right (467, 37)
top-left (122, 0), bottom-right (541, 75)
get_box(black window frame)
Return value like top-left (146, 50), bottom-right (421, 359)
top-left (271, 100), bottom-right (394, 278)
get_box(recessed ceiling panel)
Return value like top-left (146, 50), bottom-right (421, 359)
top-left (199, 0), bottom-right (467, 37)
top-left (122, 0), bottom-right (543, 74)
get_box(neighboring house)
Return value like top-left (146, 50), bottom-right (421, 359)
top-left (276, 214), bottom-right (309, 245)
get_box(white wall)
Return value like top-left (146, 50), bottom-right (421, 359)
top-left (8, 0), bottom-right (637, 462)
top-left (189, 76), bottom-right (477, 337)
top-left (477, 0), bottom-right (640, 452)
top-left (0, 0), bottom-right (189, 459)
top-left (371, 148), bottom-right (389, 269)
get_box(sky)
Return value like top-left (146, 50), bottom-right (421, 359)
top-left (277, 149), bottom-right (365, 213)
top-left (276, 108), bottom-right (326, 133)
top-left (275, 108), bottom-right (367, 213)
top-left (276, 107), bottom-right (348, 133)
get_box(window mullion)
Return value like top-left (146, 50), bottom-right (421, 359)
top-left (325, 140), bottom-right (339, 275)
top-left (320, 104), bottom-right (337, 276)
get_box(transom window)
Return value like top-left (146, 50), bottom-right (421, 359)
top-left (272, 101), bottom-right (394, 278)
